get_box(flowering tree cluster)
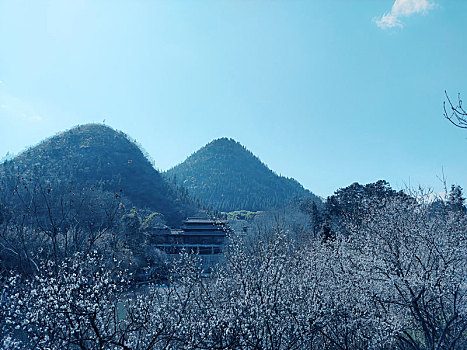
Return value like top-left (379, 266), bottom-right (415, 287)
top-left (2, 194), bottom-right (466, 349)
top-left (3, 251), bottom-right (185, 349)
top-left (4, 252), bottom-right (127, 349)
top-left (333, 198), bottom-right (467, 349)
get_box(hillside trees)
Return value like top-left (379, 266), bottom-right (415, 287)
top-left (325, 180), bottom-right (409, 226)
top-left (165, 138), bottom-right (321, 212)
top-left (319, 180), bottom-right (415, 242)
top-left (0, 170), bottom-right (123, 274)
top-left (447, 185), bottom-right (466, 212)
top-left (119, 208), bottom-right (169, 282)
top-left (0, 170), bottom-right (166, 282)
top-left (0, 157), bottom-right (174, 280)
top-left (0, 124), bottom-right (198, 226)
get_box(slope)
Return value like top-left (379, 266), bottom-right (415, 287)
top-left (0, 124), bottom-right (196, 225)
top-left (165, 138), bottom-right (320, 212)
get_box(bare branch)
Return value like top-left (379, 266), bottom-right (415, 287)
top-left (444, 91), bottom-right (467, 129)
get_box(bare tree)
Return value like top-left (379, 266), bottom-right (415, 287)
top-left (444, 91), bottom-right (467, 129)
top-left (0, 172), bottom-right (124, 275)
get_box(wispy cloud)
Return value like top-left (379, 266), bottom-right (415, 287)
top-left (0, 90), bottom-right (43, 123)
top-left (375, 0), bottom-right (435, 29)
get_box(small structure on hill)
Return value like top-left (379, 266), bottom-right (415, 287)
top-left (149, 217), bottom-right (230, 272)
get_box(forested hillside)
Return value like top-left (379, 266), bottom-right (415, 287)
top-left (166, 138), bottom-right (321, 211)
top-left (0, 124), bottom-right (197, 226)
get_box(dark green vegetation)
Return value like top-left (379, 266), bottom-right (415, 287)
top-left (0, 124), bottom-right (196, 226)
top-left (166, 137), bottom-right (321, 212)
top-left (222, 210), bottom-right (262, 221)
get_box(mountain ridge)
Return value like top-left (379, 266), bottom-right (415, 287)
top-left (165, 137), bottom-right (321, 212)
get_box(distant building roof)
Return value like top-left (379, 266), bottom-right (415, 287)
top-left (183, 217), bottom-right (228, 225)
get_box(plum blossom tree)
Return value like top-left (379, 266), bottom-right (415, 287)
top-left (4, 252), bottom-right (128, 349)
top-left (2, 191), bottom-right (466, 349)
top-left (339, 197), bottom-right (467, 350)
top-left (3, 251), bottom-right (180, 349)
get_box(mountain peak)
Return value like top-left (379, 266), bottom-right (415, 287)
top-left (53, 123), bottom-right (118, 141)
top-left (71, 123), bottom-right (114, 132)
top-left (205, 138), bottom-right (246, 151)
top-left (209, 137), bottom-right (240, 145)
top-left (166, 139), bottom-right (320, 212)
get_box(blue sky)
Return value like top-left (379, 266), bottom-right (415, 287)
top-left (0, 0), bottom-right (466, 198)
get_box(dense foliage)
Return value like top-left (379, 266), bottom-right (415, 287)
top-left (0, 124), bottom-right (197, 226)
top-left (165, 138), bottom-right (321, 212)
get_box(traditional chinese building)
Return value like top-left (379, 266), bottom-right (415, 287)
top-left (150, 217), bottom-right (230, 272)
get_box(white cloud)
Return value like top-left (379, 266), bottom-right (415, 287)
top-left (375, 0), bottom-right (435, 29)
top-left (0, 92), bottom-right (44, 123)
top-left (30, 115), bottom-right (43, 121)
